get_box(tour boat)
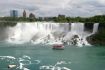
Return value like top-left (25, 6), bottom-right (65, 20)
top-left (52, 42), bottom-right (64, 50)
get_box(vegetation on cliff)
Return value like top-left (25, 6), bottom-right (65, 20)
top-left (87, 24), bottom-right (105, 46)
top-left (0, 14), bottom-right (105, 23)
top-left (37, 15), bottom-right (105, 23)
top-left (0, 21), bottom-right (17, 27)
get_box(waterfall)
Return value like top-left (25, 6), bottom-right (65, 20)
top-left (92, 23), bottom-right (99, 34)
top-left (6, 22), bottom-right (99, 47)
top-left (71, 23), bottom-right (84, 34)
top-left (64, 23), bottom-right (86, 47)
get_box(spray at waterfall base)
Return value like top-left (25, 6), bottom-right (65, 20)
top-left (6, 22), bottom-right (99, 47)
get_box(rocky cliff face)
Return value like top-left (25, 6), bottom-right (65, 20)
top-left (87, 23), bottom-right (105, 46)
top-left (84, 23), bottom-right (94, 32)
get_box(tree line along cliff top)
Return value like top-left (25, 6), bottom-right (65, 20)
top-left (0, 15), bottom-right (105, 23)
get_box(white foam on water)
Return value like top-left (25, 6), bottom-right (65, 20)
top-left (0, 56), bottom-right (29, 70)
top-left (18, 56), bottom-right (31, 69)
top-left (0, 55), bottom-right (32, 70)
top-left (17, 59), bottom-right (29, 69)
top-left (34, 60), bottom-right (41, 64)
top-left (56, 61), bottom-right (69, 65)
top-left (0, 55), bottom-right (43, 70)
top-left (19, 63), bottom-right (24, 69)
top-left (40, 61), bottom-right (71, 70)
top-left (40, 65), bottom-right (71, 70)
top-left (0, 55), bottom-right (72, 70)
top-left (62, 67), bottom-right (71, 70)
top-left (17, 55), bottom-right (42, 70)
top-left (0, 56), bottom-right (16, 60)
top-left (24, 68), bottom-right (30, 70)
top-left (23, 55), bottom-right (31, 60)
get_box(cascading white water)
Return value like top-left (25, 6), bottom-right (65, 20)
top-left (64, 23), bottom-right (87, 47)
top-left (92, 23), bottom-right (99, 34)
top-left (6, 22), bottom-right (99, 47)
top-left (71, 23), bottom-right (84, 35)
top-left (7, 22), bottom-right (69, 44)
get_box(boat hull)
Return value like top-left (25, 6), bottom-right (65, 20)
top-left (52, 45), bottom-right (64, 50)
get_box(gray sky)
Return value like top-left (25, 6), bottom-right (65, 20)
top-left (0, 0), bottom-right (105, 17)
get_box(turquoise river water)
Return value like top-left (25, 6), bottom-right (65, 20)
top-left (0, 42), bottom-right (105, 70)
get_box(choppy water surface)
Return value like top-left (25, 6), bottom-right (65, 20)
top-left (0, 42), bottom-right (105, 70)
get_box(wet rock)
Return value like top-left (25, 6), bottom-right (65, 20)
top-left (73, 35), bottom-right (79, 38)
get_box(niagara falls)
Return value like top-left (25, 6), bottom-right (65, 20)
top-left (4, 22), bottom-right (99, 47)
top-left (0, 0), bottom-right (105, 70)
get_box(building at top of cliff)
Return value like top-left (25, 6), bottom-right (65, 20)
top-left (10, 10), bottom-right (18, 17)
top-left (23, 10), bottom-right (26, 18)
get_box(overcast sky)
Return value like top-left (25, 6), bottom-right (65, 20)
top-left (0, 0), bottom-right (105, 17)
